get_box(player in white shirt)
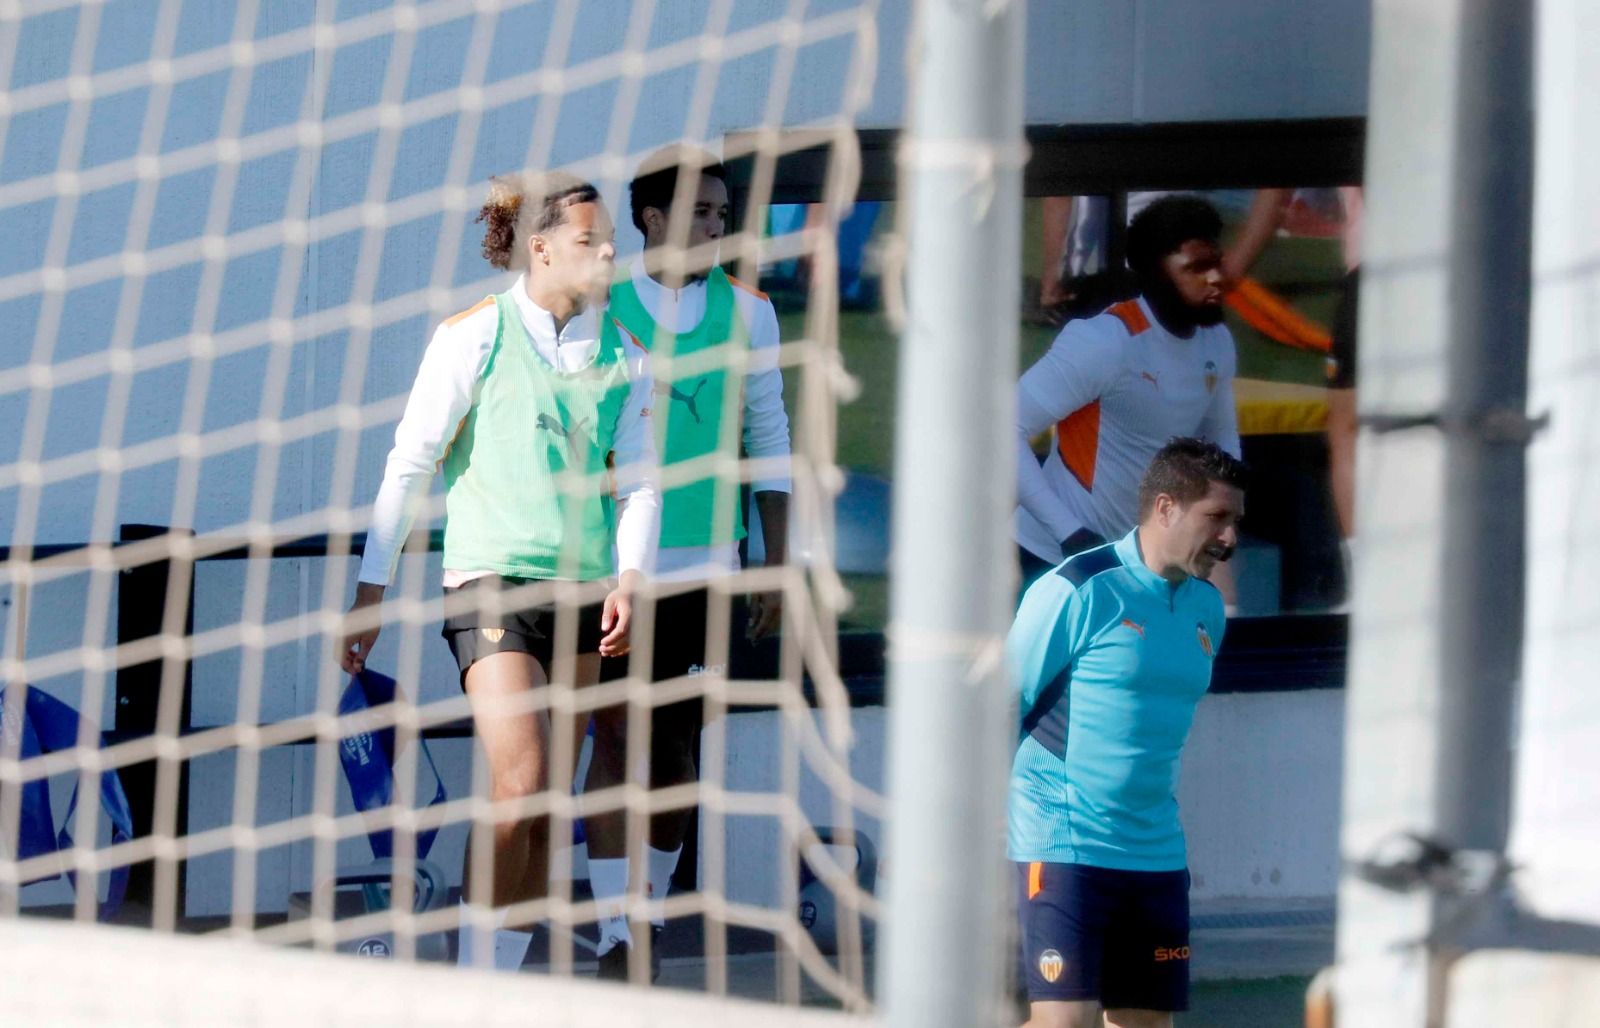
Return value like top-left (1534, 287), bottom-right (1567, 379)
top-left (585, 147), bottom-right (792, 981)
top-left (335, 172), bottom-right (661, 972)
top-left (1016, 195), bottom-right (1241, 588)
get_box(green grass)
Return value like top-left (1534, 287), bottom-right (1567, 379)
top-left (1189, 976), bottom-right (1313, 1027)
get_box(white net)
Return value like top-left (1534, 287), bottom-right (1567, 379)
top-left (0, 0), bottom-right (887, 1018)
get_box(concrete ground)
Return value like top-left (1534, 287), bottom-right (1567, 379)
top-left (529, 898), bottom-right (1334, 1025)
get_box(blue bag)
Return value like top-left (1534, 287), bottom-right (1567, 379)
top-left (0, 687), bottom-right (134, 920)
top-left (337, 670), bottom-right (447, 860)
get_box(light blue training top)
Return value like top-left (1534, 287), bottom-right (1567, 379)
top-left (1007, 528), bottom-right (1226, 871)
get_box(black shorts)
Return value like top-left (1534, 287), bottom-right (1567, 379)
top-left (600, 587), bottom-right (745, 743)
top-left (1016, 861), bottom-right (1191, 1010)
top-left (1326, 267), bottom-right (1360, 390)
top-left (441, 575), bottom-right (606, 684)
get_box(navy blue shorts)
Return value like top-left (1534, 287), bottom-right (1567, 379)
top-left (1015, 861), bottom-right (1191, 1010)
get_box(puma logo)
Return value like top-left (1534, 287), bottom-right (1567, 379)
top-left (1140, 371), bottom-right (1160, 388)
top-left (1120, 617), bottom-right (1146, 638)
top-left (657, 378), bottom-right (709, 424)
top-left (536, 412), bottom-right (591, 459)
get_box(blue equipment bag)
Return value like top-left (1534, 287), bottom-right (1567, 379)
top-left (337, 669), bottom-right (447, 860)
top-left (0, 686), bottom-right (133, 920)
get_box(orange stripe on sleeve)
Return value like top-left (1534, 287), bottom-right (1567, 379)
top-left (610, 317), bottom-right (647, 351)
top-left (1106, 299), bottom-right (1150, 335)
top-left (443, 296), bottom-right (494, 328)
top-left (436, 414), bottom-right (469, 470)
top-left (1056, 400), bottom-right (1101, 491)
top-left (726, 274), bottom-right (770, 302)
top-left (1028, 862), bottom-right (1044, 900)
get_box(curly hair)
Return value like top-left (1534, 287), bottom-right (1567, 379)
top-left (1137, 437), bottom-right (1249, 518)
top-left (1126, 195), bottom-right (1223, 279)
top-left (475, 171), bottom-right (600, 270)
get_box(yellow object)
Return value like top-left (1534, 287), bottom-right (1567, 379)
top-left (1235, 377), bottom-right (1329, 436)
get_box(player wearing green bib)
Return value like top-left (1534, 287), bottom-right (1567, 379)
top-left (585, 147), bottom-right (793, 981)
top-left (337, 173), bottom-right (661, 973)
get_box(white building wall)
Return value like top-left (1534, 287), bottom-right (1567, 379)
top-left (715, 690), bottom-right (1344, 913)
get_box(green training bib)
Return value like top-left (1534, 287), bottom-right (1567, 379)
top-left (608, 267), bottom-right (749, 548)
top-left (440, 291), bottom-right (632, 581)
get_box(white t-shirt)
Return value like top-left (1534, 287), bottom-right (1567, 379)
top-left (1014, 296), bottom-right (1241, 563)
top-left (624, 262), bottom-right (791, 583)
top-left (357, 276), bottom-right (660, 587)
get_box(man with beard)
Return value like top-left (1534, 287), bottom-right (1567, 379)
top-left (1014, 196), bottom-right (1240, 589)
top-left (1009, 438), bottom-right (1247, 1028)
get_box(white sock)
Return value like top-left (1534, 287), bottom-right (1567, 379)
top-left (646, 846), bottom-right (682, 929)
top-left (588, 857), bottom-right (633, 956)
top-left (456, 902), bottom-right (531, 972)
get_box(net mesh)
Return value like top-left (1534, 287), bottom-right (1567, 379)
top-left (0, 0), bottom-right (884, 1017)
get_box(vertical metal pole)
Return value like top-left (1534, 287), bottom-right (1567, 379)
top-left (881, 1), bottom-right (1024, 1026)
top-left (1509, 0), bottom-right (1600, 928)
top-left (1335, 0), bottom-right (1533, 1023)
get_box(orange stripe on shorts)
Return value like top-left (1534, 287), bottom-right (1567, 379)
top-left (1028, 861), bottom-right (1043, 900)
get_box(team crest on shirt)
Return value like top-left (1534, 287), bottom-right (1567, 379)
top-left (1204, 360), bottom-right (1218, 394)
top-left (1196, 622), bottom-right (1214, 658)
top-left (1038, 949), bottom-right (1065, 983)
top-left (481, 628), bottom-right (506, 643)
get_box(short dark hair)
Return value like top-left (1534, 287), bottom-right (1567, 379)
top-left (1126, 195), bottom-right (1223, 279)
top-left (628, 145), bottom-right (728, 235)
top-left (1137, 437), bottom-right (1249, 518)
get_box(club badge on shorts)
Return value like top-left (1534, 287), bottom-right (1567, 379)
top-left (1038, 948), bottom-right (1065, 983)
top-left (1196, 622), bottom-right (1213, 658)
top-left (481, 628), bottom-right (505, 643)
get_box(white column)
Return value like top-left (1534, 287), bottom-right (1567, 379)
top-left (1508, 0), bottom-right (1600, 925)
top-left (879, 1), bottom-right (1025, 1026)
top-left (1336, 0), bottom-right (1533, 1023)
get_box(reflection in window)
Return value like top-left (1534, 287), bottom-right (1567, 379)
top-left (754, 187), bottom-right (1362, 628)
top-left (1027, 189), bottom-right (1362, 615)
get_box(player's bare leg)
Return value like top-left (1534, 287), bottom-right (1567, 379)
top-left (458, 651), bottom-right (552, 970)
top-left (1022, 1004), bottom-right (1171, 1028)
top-left (463, 651), bottom-right (554, 910)
top-left (647, 720), bottom-right (697, 853)
top-left (1021, 1000), bottom-right (1100, 1028)
top-left (573, 652), bottom-right (645, 976)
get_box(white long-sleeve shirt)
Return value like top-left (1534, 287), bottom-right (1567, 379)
top-left (625, 262), bottom-right (791, 582)
top-left (1014, 296), bottom-right (1240, 563)
top-left (357, 276), bottom-right (660, 586)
